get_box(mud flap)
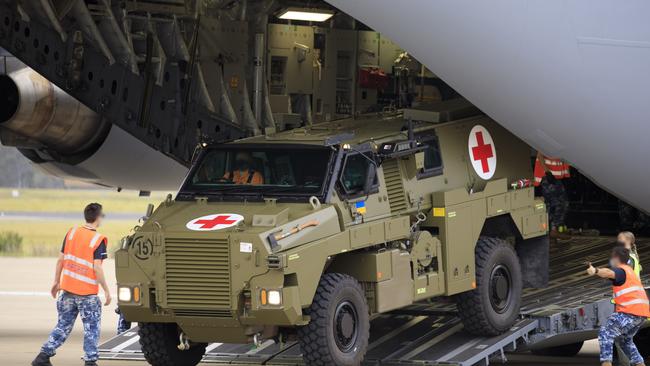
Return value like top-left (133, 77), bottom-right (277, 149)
top-left (516, 235), bottom-right (549, 288)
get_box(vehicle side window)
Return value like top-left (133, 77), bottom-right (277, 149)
top-left (339, 152), bottom-right (377, 197)
top-left (418, 136), bottom-right (443, 178)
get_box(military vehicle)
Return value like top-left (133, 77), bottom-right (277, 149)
top-left (115, 101), bottom-right (549, 366)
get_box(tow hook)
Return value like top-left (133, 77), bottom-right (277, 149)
top-left (177, 332), bottom-right (190, 351)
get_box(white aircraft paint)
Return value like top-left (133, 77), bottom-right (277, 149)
top-left (327, 0), bottom-right (650, 211)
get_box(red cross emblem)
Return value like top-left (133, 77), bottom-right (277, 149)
top-left (186, 213), bottom-right (244, 231)
top-left (468, 125), bottom-right (497, 180)
top-left (195, 215), bottom-right (237, 229)
top-left (471, 131), bottom-right (494, 173)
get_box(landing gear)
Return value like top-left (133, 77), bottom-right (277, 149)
top-left (455, 236), bottom-right (523, 336)
top-left (138, 323), bottom-right (207, 366)
top-left (298, 273), bottom-right (370, 366)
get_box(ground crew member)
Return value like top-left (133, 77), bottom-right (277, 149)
top-left (534, 152), bottom-right (570, 236)
top-left (618, 231), bottom-right (643, 278)
top-left (587, 246), bottom-right (650, 366)
top-left (32, 203), bottom-right (112, 366)
top-left (613, 232), bottom-right (645, 366)
top-left (223, 152), bottom-right (264, 185)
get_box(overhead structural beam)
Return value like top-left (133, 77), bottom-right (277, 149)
top-left (0, 2), bottom-right (244, 166)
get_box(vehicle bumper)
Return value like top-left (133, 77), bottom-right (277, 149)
top-left (118, 285), bottom-right (305, 343)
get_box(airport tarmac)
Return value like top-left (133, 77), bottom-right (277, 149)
top-left (0, 257), bottom-right (603, 366)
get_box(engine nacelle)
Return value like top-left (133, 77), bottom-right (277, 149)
top-left (0, 67), bottom-right (187, 191)
top-left (0, 67), bottom-right (109, 158)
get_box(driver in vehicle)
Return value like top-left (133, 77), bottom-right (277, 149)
top-left (223, 152), bottom-right (264, 185)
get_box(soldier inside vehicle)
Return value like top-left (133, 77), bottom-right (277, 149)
top-left (185, 145), bottom-right (333, 197)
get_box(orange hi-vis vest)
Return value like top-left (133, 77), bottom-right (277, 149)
top-left (60, 226), bottom-right (106, 296)
top-left (533, 156), bottom-right (570, 186)
top-left (224, 169), bottom-right (263, 185)
top-left (612, 264), bottom-right (650, 318)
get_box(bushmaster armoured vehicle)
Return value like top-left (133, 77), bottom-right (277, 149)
top-left (115, 102), bottom-right (549, 366)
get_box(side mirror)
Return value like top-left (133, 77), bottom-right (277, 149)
top-left (363, 163), bottom-right (377, 195)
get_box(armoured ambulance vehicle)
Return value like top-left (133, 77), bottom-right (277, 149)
top-left (115, 102), bottom-right (549, 366)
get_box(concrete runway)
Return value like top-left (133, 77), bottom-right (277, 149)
top-left (0, 257), bottom-right (602, 366)
top-left (0, 257), bottom-right (143, 366)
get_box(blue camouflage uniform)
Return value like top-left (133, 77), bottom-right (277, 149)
top-left (116, 308), bottom-right (132, 334)
top-left (39, 232), bottom-right (107, 362)
top-left (41, 292), bottom-right (103, 361)
top-left (598, 312), bottom-right (646, 364)
top-left (598, 266), bottom-right (648, 364)
top-left (540, 174), bottom-right (569, 230)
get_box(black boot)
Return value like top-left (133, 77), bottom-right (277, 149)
top-left (31, 352), bottom-right (52, 366)
top-left (84, 361), bottom-right (98, 366)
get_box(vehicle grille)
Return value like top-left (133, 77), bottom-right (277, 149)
top-left (383, 158), bottom-right (407, 212)
top-left (173, 309), bottom-right (232, 318)
top-left (164, 237), bottom-right (231, 316)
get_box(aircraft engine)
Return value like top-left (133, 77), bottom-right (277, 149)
top-left (0, 67), bottom-right (187, 191)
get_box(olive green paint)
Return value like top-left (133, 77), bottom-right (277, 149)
top-left (116, 103), bottom-right (547, 343)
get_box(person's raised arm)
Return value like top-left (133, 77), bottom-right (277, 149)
top-left (50, 252), bottom-right (64, 298)
top-left (94, 259), bottom-right (112, 306)
top-left (586, 262), bottom-right (616, 280)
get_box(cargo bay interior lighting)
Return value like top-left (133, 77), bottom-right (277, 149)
top-left (278, 7), bottom-right (334, 22)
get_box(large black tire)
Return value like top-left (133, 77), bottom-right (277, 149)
top-left (298, 273), bottom-right (370, 366)
top-left (138, 323), bottom-right (207, 366)
top-left (455, 236), bottom-right (523, 336)
top-left (531, 341), bottom-right (584, 357)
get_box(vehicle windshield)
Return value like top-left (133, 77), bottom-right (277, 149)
top-left (179, 145), bottom-right (334, 200)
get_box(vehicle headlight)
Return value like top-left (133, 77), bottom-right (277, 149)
top-left (118, 286), bottom-right (141, 303)
top-left (118, 287), bottom-right (132, 302)
top-left (268, 290), bottom-right (282, 305)
top-left (260, 289), bottom-right (282, 306)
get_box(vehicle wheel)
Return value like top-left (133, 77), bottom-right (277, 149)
top-left (531, 341), bottom-right (584, 357)
top-left (298, 273), bottom-right (370, 366)
top-left (138, 323), bottom-right (207, 366)
top-left (455, 236), bottom-right (523, 336)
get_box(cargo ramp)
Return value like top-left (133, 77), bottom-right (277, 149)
top-left (99, 236), bottom-right (650, 365)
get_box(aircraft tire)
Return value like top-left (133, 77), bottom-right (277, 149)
top-left (139, 322), bottom-right (207, 366)
top-left (298, 273), bottom-right (370, 366)
top-left (456, 236), bottom-right (523, 336)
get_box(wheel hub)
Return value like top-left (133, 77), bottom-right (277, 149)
top-left (494, 275), bottom-right (508, 299)
top-left (334, 301), bottom-right (359, 353)
top-left (489, 264), bottom-right (513, 314)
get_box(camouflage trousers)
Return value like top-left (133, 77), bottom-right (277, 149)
top-left (598, 312), bottom-right (646, 364)
top-left (540, 177), bottom-right (569, 229)
top-left (116, 308), bottom-right (132, 334)
top-left (41, 291), bottom-right (102, 361)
